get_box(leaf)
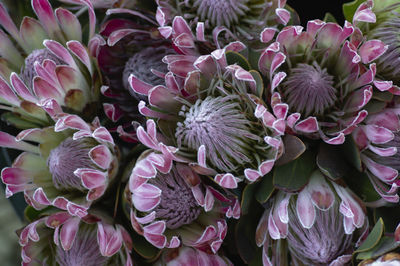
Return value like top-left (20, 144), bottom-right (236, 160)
top-left (273, 150), bottom-right (315, 192)
top-left (241, 183), bottom-right (257, 215)
top-left (374, 207), bottom-right (400, 233)
top-left (226, 51), bottom-right (250, 71)
top-left (355, 218), bottom-right (384, 254)
top-left (248, 48), bottom-right (261, 71)
top-left (341, 135), bottom-right (362, 171)
top-left (344, 169), bottom-right (380, 203)
top-left (343, 0), bottom-right (365, 22)
top-left (356, 236), bottom-right (400, 260)
top-left (275, 135), bottom-right (306, 166)
top-left (323, 12), bottom-right (338, 23)
top-left (373, 91), bottom-right (393, 102)
top-left (364, 100), bottom-right (387, 115)
top-left (250, 70), bottom-right (264, 98)
top-left (235, 214), bottom-right (261, 263)
top-left (317, 143), bottom-right (351, 180)
top-left (131, 232), bottom-right (162, 261)
top-left (255, 173), bottom-right (275, 204)
top-left (24, 206), bottom-right (52, 222)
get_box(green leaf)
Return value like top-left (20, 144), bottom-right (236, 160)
top-left (343, 0), bottom-right (365, 22)
top-left (248, 48), bottom-right (261, 71)
top-left (355, 218), bottom-right (385, 254)
top-left (373, 91), bottom-right (393, 102)
top-left (235, 214), bottom-right (261, 263)
top-left (364, 100), bottom-right (387, 115)
top-left (24, 206), bottom-right (52, 222)
top-left (344, 169), bottom-right (380, 202)
top-left (255, 173), bottom-right (275, 204)
top-left (275, 135), bottom-right (306, 166)
top-left (273, 150), bottom-right (315, 192)
top-left (357, 236), bottom-right (400, 260)
top-left (323, 12), bottom-right (338, 23)
top-left (317, 143), bottom-right (351, 180)
top-left (250, 70), bottom-right (264, 98)
top-left (241, 183), bottom-right (257, 215)
top-left (341, 135), bottom-right (362, 171)
top-left (131, 232), bottom-right (162, 261)
top-left (226, 51), bottom-right (250, 71)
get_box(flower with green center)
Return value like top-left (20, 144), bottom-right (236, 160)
top-left (19, 211), bottom-right (133, 266)
top-left (0, 0), bottom-right (101, 129)
top-left (256, 171), bottom-right (366, 265)
top-left (353, 0), bottom-right (400, 91)
top-left (258, 20), bottom-right (388, 144)
top-left (130, 42), bottom-right (284, 188)
top-left (0, 114), bottom-right (118, 218)
top-left (156, 0), bottom-right (290, 43)
top-left (128, 150), bottom-right (240, 252)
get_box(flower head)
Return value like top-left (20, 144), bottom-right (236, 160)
top-left (1, 114), bottom-right (118, 217)
top-left (19, 211), bottom-right (132, 266)
top-left (131, 42), bottom-right (284, 187)
top-left (259, 20), bottom-right (388, 144)
top-left (0, 0), bottom-right (100, 128)
top-left (156, 0), bottom-right (290, 43)
top-left (155, 246), bottom-right (232, 265)
top-left (128, 151), bottom-right (240, 253)
top-left (256, 171), bottom-right (366, 265)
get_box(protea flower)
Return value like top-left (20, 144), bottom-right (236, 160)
top-left (353, 0), bottom-right (400, 91)
top-left (155, 246), bottom-right (232, 266)
top-left (259, 20), bottom-right (388, 144)
top-left (1, 112), bottom-right (118, 218)
top-left (0, 0), bottom-right (100, 128)
top-left (131, 40), bottom-right (285, 188)
top-left (352, 108), bottom-right (400, 202)
top-left (256, 170), bottom-right (366, 265)
top-left (19, 211), bottom-right (133, 266)
top-left (128, 150), bottom-right (240, 253)
top-left (58, 0), bottom-right (137, 9)
top-left (156, 0), bottom-right (290, 44)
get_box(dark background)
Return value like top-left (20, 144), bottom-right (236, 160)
top-left (287, 0), bottom-right (353, 26)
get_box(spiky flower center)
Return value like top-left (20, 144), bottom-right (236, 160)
top-left (56, 225), bottom-right (107, 266)
top-left (193, 0), bottom-right (249, 28)
top-left (287, 202), bottom-right (352, 265)
top-left (21, 48), bottom-right (64, 88)
top-left (176, 95), bottom-right (260, 173)
top-left (122, 46), bottom-right (172, 94)
top-left (47, 138), bottom-right (94, 191)
top-left (151, 167), bottom-right (201, 229)
top-left (370, 15), bottom-right (400, 83)
top-left (282, 63), bottom-right (337, 117)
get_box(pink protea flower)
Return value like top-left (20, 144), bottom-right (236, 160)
top-left (156, 0), bottom-right (290, 43)
top-left (258, 20), bottom-right (388, 144)
top-left (19, 211), bottom-right (133, 266)
top-left (128, 150), bottom-right (240, 253)
top-left (0, 114), bottom-right (118, 218)
top-left (352, 0), bottom-right (400, 91)
top-left (0, 0), bottom-right (101, 128)
top-left (155, 246), bottom-right (232, 266)
top-left (130, 42), bottom-right (285, 188)
top-left (256, 170), bottom-right (366, 265)
top-left (352, 108), bottom-right (400, 203)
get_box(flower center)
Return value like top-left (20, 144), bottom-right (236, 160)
top-left (287, 203), bottom-right (352, 264)
top-left (21, 48), bottom-right (64, 88)
top-left (370, 15), bottom-right (400, 84)
top-left (176, 95), bottom-right (259, 173)
top-left (151, 167), bottom-right (201, 229)
top-left (47, 138), bottom-right (94, 191)
top-left (193, 0), bottom-right (249, 28)
top-left (282, 63), bottom-right (337, 117)
top-left (56, 225), bottom-right (107, 266)
top-left (122, 46), bottom-right (172, 99)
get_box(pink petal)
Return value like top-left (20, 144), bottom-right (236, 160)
top-left (67, 41), bottom-right (91, 73)
top-left (307, 172), bottom-right (334, 210)
top-left (260, 28), bottom-right (276, 43)
top-left (359, 40), bottom-right (388, 64)
top-left (362, 155), bottom-right (398, 183)
top-left (60, 216), bottom-right (80, 250)
top-left (92, 127), bottom-right (114, 145)
top-left (295, 117), bottom-right (319, 133)
top-left (214, 173), bottom-right (238, 189)
top-left (55, 8), bottom-right (81, 42)
top-left (97, 223), bottom-right (123, 257)
top-left (75, 168), bottom-right (107, 190)
top-left (0, 76), bottom-right (20, 105)
top-left (363, 125), bottom-right (394, 144)
top-left (296, 189), bottom-right (316, 229)
top-left (89, 145), bottom-right (112, 169)
top-left (10, 73), bottom-right (36, 102)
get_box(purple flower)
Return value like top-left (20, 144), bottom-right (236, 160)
top-left (258, 20), bottom-right (388, 144)
top-left (128, 151), bottom-right (240, 253)
top-left (1, 114), bottom-right (118, 217)
top-left (256, 171), bottom-right (366, 265)
top-left (19, 211), bottom-right (133, 266)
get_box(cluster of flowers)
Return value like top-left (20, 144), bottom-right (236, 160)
top-left (0, 0), bottom-right (400, 265)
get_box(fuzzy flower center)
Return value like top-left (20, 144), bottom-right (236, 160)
top-left (287, 202), bottom-right (352, 265)
top-left (21, 48), bottom-right (64, 88)
top-left (370, 15), bottom-right (400, 83)
top-left (282, 63), bottom-right (337, 117)
top-left (122, 46), bottom-right (172, 95)
top-left (193, 0), bottom-right (249, 28)
top-left (176, 95), bottom-right (259, 173)
top-left (151, 167), bottom-right (201, 229)
top-left (56, 225), bottom-right (107, 266)
top-left (47, 138), bottom-right (94, 191)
